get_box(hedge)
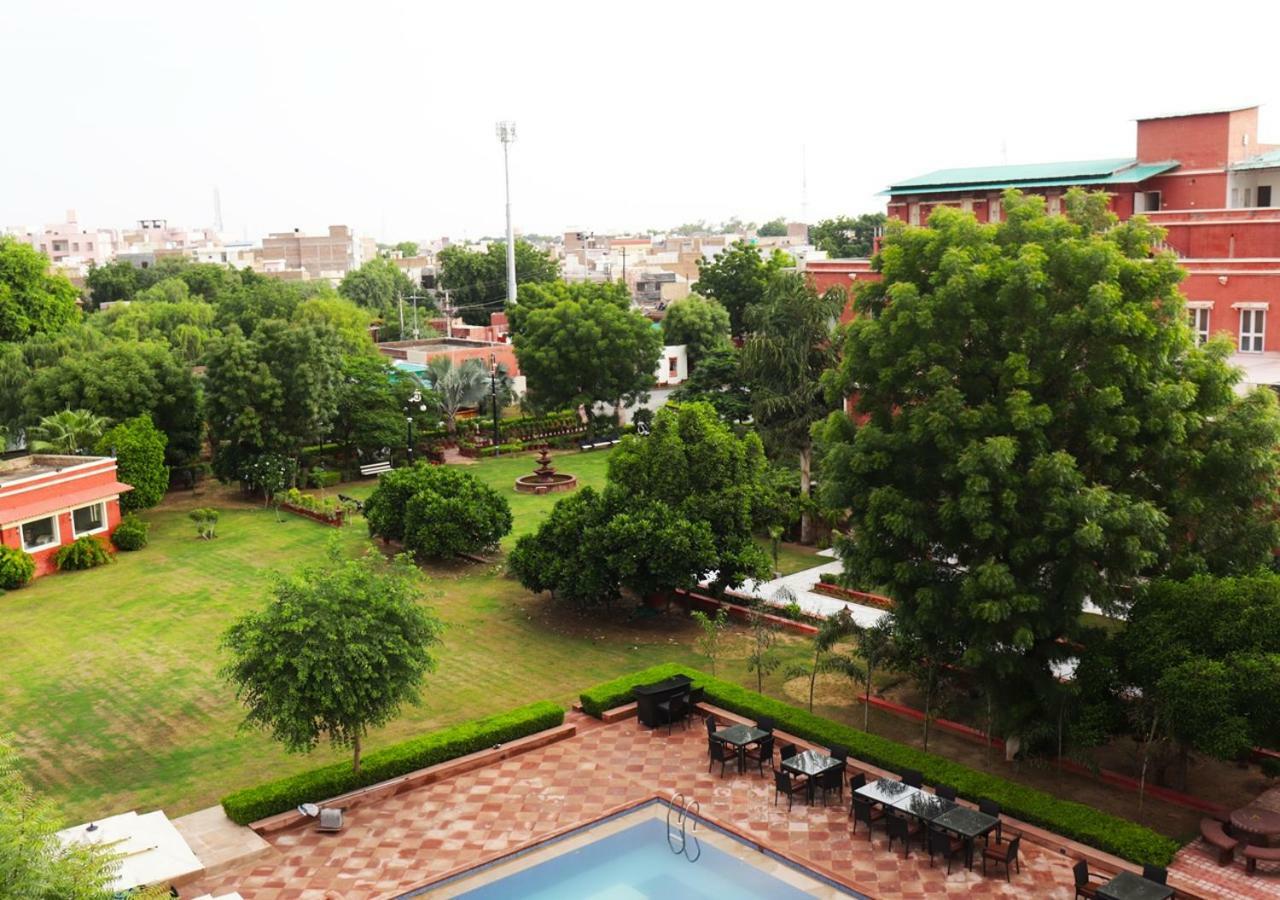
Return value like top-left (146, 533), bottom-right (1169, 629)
top-left (581, 664), bottom-right (1180, 866)
top-left (220, 701), bottom-right (564, 825)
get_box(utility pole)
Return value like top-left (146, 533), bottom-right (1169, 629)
top-left (496, 121), bottom-right (517, 306)
top-left (397, 291), bottom-right (404, 339)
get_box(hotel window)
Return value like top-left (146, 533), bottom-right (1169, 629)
top-left (1260, 186), bottom-right (1274, 208)
top-left (72, 502), bottom-right (106, 536)
top-left (1189, 307), bottom-right (1210, 345)
top-left (1240, 308), bottom-right (1266, 353)
top-left (21, 516), bottom-right (58, 551)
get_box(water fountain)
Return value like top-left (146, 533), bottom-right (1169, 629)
top-left (513, 445), bottom-right (578, 495)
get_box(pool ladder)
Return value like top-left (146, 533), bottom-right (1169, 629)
top-left (667, 792), bottom-right (702, 862)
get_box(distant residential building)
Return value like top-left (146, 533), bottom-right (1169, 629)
top-left (6, 210), bottom-right (117, 276)
top-left (258, 225), bottom-right (376, 283)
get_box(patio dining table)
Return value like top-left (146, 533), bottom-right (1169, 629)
top-left (1229, 804), bottom-right (1280, 846)
top-left (1095, 871), bottom-right (1174, 900)
top-left (782, 750), bottom-right (844, 804)
top-left (928, 805), bottom-right (999, 869)
top-left (713, 723), bottom-right (769, 773)
top-left (854, 777), bottom-right (918, 807)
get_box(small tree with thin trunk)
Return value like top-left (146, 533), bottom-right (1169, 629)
top-left (745, 600), bottom-right (781, 693)
top-left (690, 607), bottom-right (730, 676)
top-left (221, 542), bottom-right (442, 774)
top-left (852, 617), bottom-right (894, 732)
top-left (788, 607), bottom-right (858, 712)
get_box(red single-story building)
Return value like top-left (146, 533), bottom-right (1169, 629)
top-left (0, 454), bottom-right (133, 578)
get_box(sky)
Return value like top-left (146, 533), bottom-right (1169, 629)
top-left (2, 0), bottom-right (1277, 244)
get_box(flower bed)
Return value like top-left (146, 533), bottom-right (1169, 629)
top-left (579, 664), bottom-right (1181, 867)
top-left (279, 488), bottom-right (352, 526)
top-left (220, 701), bottom-right (564, 825)
top-left (811, 580), bottom-right (895, 610)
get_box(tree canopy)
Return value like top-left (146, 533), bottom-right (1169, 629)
top-left (338, 258), bottom-right (420, 339)
top-left (669, 344), bottom-right (752, 424)
top-left (692, 240), bottom-right (790, 337)
top-left (221, 544), bottom-right (442, 773)
top-left (660, 294), bottom-right (730, 368)
top-left (757, 217), bottom-right (788, 237)
top-left (809, 213), bottom-right (887, 258)
top-left (96, 414), bottom-right (168, 511)
top-left (817, 189), bottom-right (1280, 731)
top-left (0, 237), bottom-right (80, 342)
top-left (438, 240), bottom-right (559, 325)
top-left (365, 463), bottom-right (512, 558)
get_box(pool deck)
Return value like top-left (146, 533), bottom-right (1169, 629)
top-left (184, 707), bottom-right (1129, 899)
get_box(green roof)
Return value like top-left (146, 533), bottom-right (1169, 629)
top-left (1232, 149), bottom-right (1280, 172)
top-left (884, 158), bottom-right (1179, 196)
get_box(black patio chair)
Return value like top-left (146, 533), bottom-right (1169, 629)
top-left (704, 715), bottom-right (718, 737)
top-left (1073, 860), bottom-right (1106, 899)
top-left (1142, 865), bottom-right (1167, 885)
top-left (755, 715), bottom-right (775, 733)
top-left (815, 765), bottom-right (844, 805)
top-left (901, 768), bottom-right (924, 788)
top-left (927, 826), bottom-right (966, 874)
top-left (773, 768), bottom-right (807, 810)
top-left (978, 798), bottom-right (1003, 844)
top-left (659, 692), bottom-right (690, 734)
top-left (707, 736), bottom-right (736, 776)
top-left (885, 814), bottom-right (921, 858)
top-left (851, 797), bottom-right (884, 837)
top-left (935, 784), bottom-right (957, 802)
top-left (981, 835), bottom-right (1021, 881)
top-left (688, 686), bottom-right (705, 708)
top-left (829, 744), bottom-right (849, 781)
top-left (744, 734), bottom-right (775, 776)
top-left (777, 742), bottom-right (798, 763)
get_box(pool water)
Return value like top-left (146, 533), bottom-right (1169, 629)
top-left (451, 815), bottom-right (838, 899)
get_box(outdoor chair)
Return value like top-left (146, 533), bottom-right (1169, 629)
top-left (981, 835), bottom-right (1021, 881)
top-left (886, 814), bottom-right (921, 858)
top-left (829, 744), bottom-right (849, 781)
top-left (815, 765), bottom-right (844, 805)
top-left (851, 797), bottom-right (884, 837)
top-left (978, 798), bottom-right (1003, 844)
top-left (927, 826), bottom-right (966, 873)
top-left (755, 715), bottom-right (775, 733)
top-left (901, 768), bottom-right (924, 788)
top-left (744, 734), bottom-right (775, 776)
top-left (778, 742), bottom-right (798, 763)
top-left (659, 692), bottom-right (690, 734)
top-left (849, 772), bottom-right (867, 793)
top-left (935, 784), bottom-right (957, 801)
top-left (773, 768), bottom-right (807, 810)
top-left (707, 736), bottom-right (736, 776)
top-left (704, 715), bottom-right (718, 737)
top-left (1142, 865), bottom-right (1168, 885)
top-left (1073, 860), bottom-right (1106, 899)
top-left (688, 686), bottom-right (705, 709)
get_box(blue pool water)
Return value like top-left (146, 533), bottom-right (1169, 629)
top-left (452, 815), bottom-right (844, 899)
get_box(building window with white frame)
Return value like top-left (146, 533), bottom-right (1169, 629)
top-left (1188, 306), bottom-right (1210, 345)
top-left (1240, 307), bottom-right (1266, 352)
top-left (72, 502), bottom-right (106, 536)
top-left (21, 516), bottom-right (58, 551)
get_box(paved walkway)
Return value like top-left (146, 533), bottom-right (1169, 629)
top-left (185, 711), bottom-right (1084, 899)
top-left (703, 550), bottom-right (893, 626)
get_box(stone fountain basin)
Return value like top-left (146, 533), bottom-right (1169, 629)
top-left (513, 473), bottom-right (578, 495)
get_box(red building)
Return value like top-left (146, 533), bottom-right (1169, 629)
top-left (808, 106), bottom-right (1280, 390)
top-left (0, 454), bottom-right (133, 578)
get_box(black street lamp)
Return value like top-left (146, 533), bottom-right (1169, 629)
top-left (489, 365), bottom-right (502, 453)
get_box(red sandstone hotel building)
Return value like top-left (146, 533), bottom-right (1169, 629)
top-left (806, 105), bottom-right (1280, 390)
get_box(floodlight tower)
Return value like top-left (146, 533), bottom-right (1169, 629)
top-left (496, 121), bottom-right (517, 305)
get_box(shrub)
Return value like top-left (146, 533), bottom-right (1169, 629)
top-left (580, 664), bottom-right (1182, 867)
top-left (309, 469), bottom-right (341, 489)
top-left (366, 463), bottom-right (512, 558)
top-left (96, 414), bottom-right (169, 511)
top-left (111, 514), bottom-right (149, 551)
top-left (52, 535), bottom-right (112, 571)
top-left (190, 507), bottom-right (219, 539)
top-left (1263, 757), bottom-right (1280, 779)
top-left (0, 546), bottom-right (36, 589)
top-left (220, 701), bottom-right (564, 825)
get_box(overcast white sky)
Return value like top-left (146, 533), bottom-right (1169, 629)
top-left (2, 0), bottom-right (1276, 243)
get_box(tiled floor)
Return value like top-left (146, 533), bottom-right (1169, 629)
top-left (1167, 784), bottom-right (1280, 899)
top-left (185, 712), bottom-right (1088, 899)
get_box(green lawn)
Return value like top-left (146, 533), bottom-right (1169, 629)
top-left (0, 448), bottom-right (818, 822)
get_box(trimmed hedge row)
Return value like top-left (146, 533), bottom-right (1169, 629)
top-left (220, 701), bottom-right (564, 825)
top-left (581, 664), bottom-right (1180, 866)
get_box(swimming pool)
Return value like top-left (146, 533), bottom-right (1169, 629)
top-left (417, 801), bottom-right (863, 898)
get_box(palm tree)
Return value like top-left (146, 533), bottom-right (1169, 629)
top-left (27, 409), bottom-right (111, 454)
top-left (740, 272), bottom-right (842, 544)
top-left (425, 357), bottom-right (488, 436)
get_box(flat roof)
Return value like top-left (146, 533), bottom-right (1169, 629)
top-left (1135, 103), bottom-right (1257, 121)
top-left (0, 454), bottom-right (111, 488)
top-left (884, 159), bottom-right (1178, 196)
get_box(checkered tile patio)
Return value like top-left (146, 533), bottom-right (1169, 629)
top-left (185, 710), bottom-right (1098, 898)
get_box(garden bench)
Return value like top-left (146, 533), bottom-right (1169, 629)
top-left (1244, 843), bottom-right (1280, 874)
top-left (359, 461), bottom-right (392, 477)
top-left (1198, 818), bottom-right (1238, 866)
top-left (579, 434), bottom-right (621, 451)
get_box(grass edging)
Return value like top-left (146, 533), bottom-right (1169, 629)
top-left (580, 664), bottom-right (1180, 867)
top-left (220, 701), bottom-right (565, 825)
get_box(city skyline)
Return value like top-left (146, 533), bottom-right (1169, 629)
top-left (1, 0), bottom-right (1276, 243)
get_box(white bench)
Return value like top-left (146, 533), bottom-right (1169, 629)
top-left (359, 461), bottom-right (392, 477)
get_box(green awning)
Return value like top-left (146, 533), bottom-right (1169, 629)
top-left (883, 158), bottom-right (1179, 196)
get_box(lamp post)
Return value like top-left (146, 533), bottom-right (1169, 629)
top-left (495, 121), bottom-right (517, 306)
top-left (489, 364), bottom-right (502, 454)
top-left (405, 388), bottom-right (426, 463)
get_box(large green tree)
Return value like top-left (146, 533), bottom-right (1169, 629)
top-left (293, 295), bottom-right (377, 356)
top-left (660, 295), bottom-right (731, 368)
top-left (438, 240), bottom-right (559, 325)
top-left (809, 213), bottom-right (887, 258)
top-left (222, 545), bottom-right (443, 773)
top-left (741, 271), bottom-right (842, 544)
top-left (506, 279), bottom-right (629, 337)
top-left (513, 290), bottom-right (661, 419)
top-left (757, 217), bottom-right (789, 237)
top-left (96, 414), bottom-right (169, 511)
top-left (0, 237), bottom-right (80, 341)
top-left (817, 189), bottom-right (1280, 731)
top-left (668, 344), bottom-right (752, 424)
top-left (338, 258), bottom-right (420, 339)
top-left (364, 463), bottom-right (512, 558)
top-left (330, 355), bottom-right (424, 463)
top-left (692, 240), bottom-right (790, 337)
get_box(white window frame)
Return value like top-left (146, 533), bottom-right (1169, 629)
top-left (71, 501), bottom-right (107, 537)
top-left (1239, 307), bottom-right (1266, 353)
top-left (1188, 306), bottom-right (1210, 345)
top-left (19, 514), bottom-right (60, 552)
